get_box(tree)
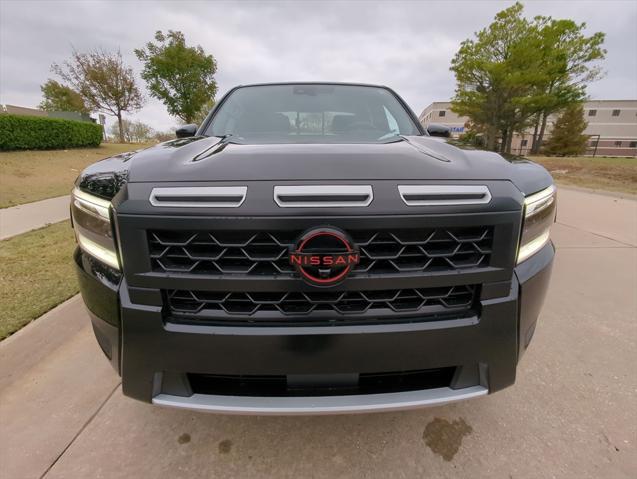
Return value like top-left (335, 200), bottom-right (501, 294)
top-left (450, 2), bottom-right (605, 154)
top-left (39, 79), bottom-right (89, 114)
top-left (110, 119), bottom-right (155, 143)
top-left (129, 120), bottom-right (154, 143)
top-left (52, 48), bottom-right (144, 142)
top-left (110, 119), bottom-right (131, 142)
top-left (135, 30), bottom-right (218, 124)
top-left (527, 18), bottom-right (605, 153)
top-left (450, 3), bottom-right (537, 152)
top-left (542, 104), bottom-right (589, 156)
top-left (190, 98), bottom-right (215, 126)
top-left (153, 130), bottom-right (176, 142)
top-left (457, 121), bottom-right (486, 148)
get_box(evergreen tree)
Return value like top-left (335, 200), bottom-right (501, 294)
top-left (543, 104), bottom-right (589, 156)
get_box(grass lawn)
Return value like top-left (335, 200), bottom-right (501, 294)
top-left (0, 142), bottom-right (151, 208)
top-left (529, 156), bottom-right (637, 195)
top-left (0, 221), bottom-right (78, 339)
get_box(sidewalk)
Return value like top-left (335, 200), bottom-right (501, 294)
top-left (0, 296), bottom-right (121, 479)
top-left (0, 195), bottom-right (70, 240)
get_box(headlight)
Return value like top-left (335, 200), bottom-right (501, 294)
top-left (71, 187), bottom-right (120, 270)
top-left (517, 185), bottom-right (557, 264)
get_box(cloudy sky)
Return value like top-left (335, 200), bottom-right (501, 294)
top-left (1, 0), bottom-right (636, 133)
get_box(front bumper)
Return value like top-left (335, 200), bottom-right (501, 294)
top-left (152, 385), bottom-right (488, 415)
top-left (75, 241), bottom-right (554, 414)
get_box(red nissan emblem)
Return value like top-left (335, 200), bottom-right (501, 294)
top-left (289, 227), bottom-right (360, 286)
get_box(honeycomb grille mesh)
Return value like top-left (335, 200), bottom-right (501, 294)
top-left (148, 227), bottom-right (493, 276)
top-left (166, 285), bottom-right (478, 322)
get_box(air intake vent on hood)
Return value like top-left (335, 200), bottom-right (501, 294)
top-left (398, 185), bottom-right (491, 206)
top-left (149, 186), bottom-right (247, 208)
top-left (274, 185), bottom-right (373, 207)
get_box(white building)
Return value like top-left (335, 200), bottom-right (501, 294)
top-left (418, 99), bottom-right (637, 157)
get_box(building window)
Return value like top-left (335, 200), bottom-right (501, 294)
top-left (629, 141), bottom-right (637, 148)
top-left (614, 141), bottom-right (622, 147)
top-left (612, 109), bottom-right (621, 117)
top-left (521, 139), bottom-right (528, 147)
top-left (438, 110), bottom-right (446, 117)
top-left (588, 110), bottom-right (597, 117)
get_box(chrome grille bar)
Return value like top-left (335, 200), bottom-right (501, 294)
top-left (149, 186), bottom-right (247, 208)
top-left (398, 185), bottom-right (491, 206)
top-left (274, 185), bottom-right (373, 207)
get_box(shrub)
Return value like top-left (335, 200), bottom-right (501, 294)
top-left (0, 114), bottom-right (102, 150)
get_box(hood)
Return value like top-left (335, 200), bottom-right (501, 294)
top-left (81, 136), bottom-right (553, 197)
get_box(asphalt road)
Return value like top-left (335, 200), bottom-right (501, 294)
top-left (1, 187), bottom-right (636, 479)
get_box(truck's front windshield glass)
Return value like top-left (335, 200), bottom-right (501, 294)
top-left (204, 84), bottom-right (420, 144)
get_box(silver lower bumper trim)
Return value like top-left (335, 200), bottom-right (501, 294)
top-left (152, 385), bottom-right (488, 415)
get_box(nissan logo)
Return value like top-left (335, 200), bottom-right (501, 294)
top-left (289, 227), bottom-right (359, 287)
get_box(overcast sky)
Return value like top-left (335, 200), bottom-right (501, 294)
top-left (1, 0), bottom-right (636, 133)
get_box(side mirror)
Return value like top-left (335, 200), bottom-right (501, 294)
top-left (426, 123), bottom-right (451, 138)
top-left (176, 124), bottom-right (198, 138)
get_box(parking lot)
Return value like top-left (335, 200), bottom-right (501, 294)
top-left (1, 187), bottom-right (636, 479)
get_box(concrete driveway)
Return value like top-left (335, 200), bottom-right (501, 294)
top-left (1, 188), bottom-right (636, 479)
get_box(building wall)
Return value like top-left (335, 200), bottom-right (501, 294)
top-left (419, 99), bottom-right (637, 157)
top-left (1, 104), bottom-right (94, 123)
top-left (418, 102), bottom-right (467, 136)
top-left (1, 104), bottom-right (47, 117)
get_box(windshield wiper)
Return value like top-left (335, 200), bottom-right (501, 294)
top-left (213, 134), bottom-right (244, 145)
top-left (380, 134), bottom-right (451, 163)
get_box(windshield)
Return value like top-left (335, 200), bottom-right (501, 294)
top-left (204, 84), bottom-right (421, 144)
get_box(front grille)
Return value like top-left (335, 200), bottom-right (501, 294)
top-left (166, 285), bottom-right (478, 325)
top-left (149, 226), bottom-right (493, 276)
top-left (188, 367), bottom-right (456, 397)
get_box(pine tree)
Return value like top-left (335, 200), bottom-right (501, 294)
top-left (543, 104), bottom-right (589, 156)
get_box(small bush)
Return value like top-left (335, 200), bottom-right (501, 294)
top-left (0, 114), bottom-right (103, 150)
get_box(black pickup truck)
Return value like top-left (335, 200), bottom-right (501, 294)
top-left (71, 83), bottom-right (555, 414)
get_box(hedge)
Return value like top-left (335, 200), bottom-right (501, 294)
top-left (0, 114), bottom-right (103, 150)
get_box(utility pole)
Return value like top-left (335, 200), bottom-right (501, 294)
top-left (99, 114), bottom-right (106, 141)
